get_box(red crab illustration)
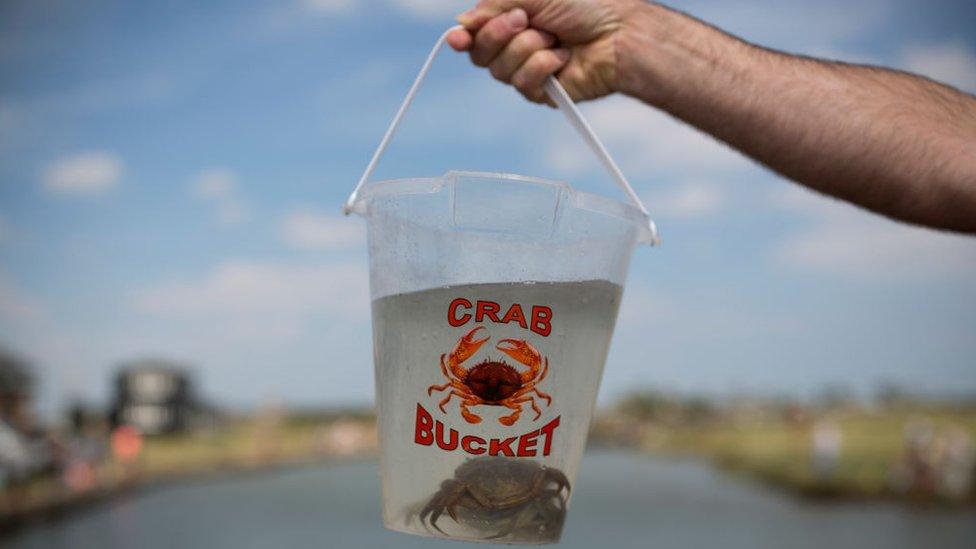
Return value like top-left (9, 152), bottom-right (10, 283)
top-left (428, 327), bottom-right (552, 426)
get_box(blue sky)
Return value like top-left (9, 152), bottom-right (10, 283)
top-left (1, 0), bottom-right (975, 417)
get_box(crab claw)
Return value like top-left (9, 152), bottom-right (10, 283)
top-left (544, 466), bottom-right (571, 496)
top-left (449, 326), bottom-right (490, 368)
top-left (496, 338), bottom-right (541, 368)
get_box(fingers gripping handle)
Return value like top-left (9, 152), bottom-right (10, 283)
top-left (343, 26), bottom-right (659, 245)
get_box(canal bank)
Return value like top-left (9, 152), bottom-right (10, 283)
top-left (0, 416), bottom-right (378, 536)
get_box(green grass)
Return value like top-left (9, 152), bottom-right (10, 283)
top-left (1, 418), bottom-right (377, 521)
top-left (594, 405), bottom-right (976, 503)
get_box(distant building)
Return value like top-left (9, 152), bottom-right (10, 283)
top-left (110, 360), bottom-right (201, 435)
top-left (0, 349), bottom-right (33, 427)
top-left (0, 349), bottom-right (51, 485)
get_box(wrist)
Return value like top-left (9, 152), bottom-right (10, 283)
top-left (614, 2), bottom-right (681, 104)
top-left (615, 2), bottom-right (743, 107)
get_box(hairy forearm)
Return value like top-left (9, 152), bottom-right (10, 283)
top-left (617, 3), bottom-right (976, 233)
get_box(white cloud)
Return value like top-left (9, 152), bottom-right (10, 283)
top-left (782, 222), bottom-right (976, 279)
top-left (644, 182), bottom-right (725, 220)
top-left (131, 260), bottom-right (369, 348)
top-left (132, 260), bottom-right (369, 318)
top-left (547, 96), bottom-right (751, 180)
top-left (42, 151), bottom-right (123, 195)
top-left (899, 41), bottom-right (976, 92)
top-left (281, 209), bottom-right (364, 251)
top-left (772, 186), bottom-right (976, 280)
top-left (389, 0), bottom-right (462, 19)
top-left (192, 168), bottom-right (237, 199)
top-left (0, 272), bottom-right (44, 321)
top-left (3, 259), bottom-right (373, 416)
top-left (301, 0), bottom-right (356, 14)
top-left (190, 168), bottom-right (249, 226)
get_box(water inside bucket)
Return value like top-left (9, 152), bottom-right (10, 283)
top-left (372, 280), bottom-right (622, 543)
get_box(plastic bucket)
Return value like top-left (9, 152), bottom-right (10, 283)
top-left (345, 28), bottom-right (658, 545)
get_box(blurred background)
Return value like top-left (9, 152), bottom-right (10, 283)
top-left (1, 0), bottom-right (974, 547)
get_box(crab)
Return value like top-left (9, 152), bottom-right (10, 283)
top-left (417, 457), bottom-right (570, 540)
top-left (428, 327), bottom-right (552, 426)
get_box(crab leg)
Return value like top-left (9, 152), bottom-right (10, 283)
top-left (508, 382), bottom-right (552, 408)
top-left (530, 385), bottom-right (552, 406)
top-left (420, 479), bottom-right (466, 534)
top-left (427, 381), bottom-right (451, 395)
top-left (517, 395), bottom-right (543, 421)
top-left (436, 389), bottom-right (466, 414)
top-left (429, 379), bottom-right (474, 396)
top-left (458, 397), bottom-right (483, 424)
top-left (498, 401), bottom-right (522, 426)
top-left (428, 356), bottom-right (467, 395)
top-left (486, 519), bottom-right (518, 540)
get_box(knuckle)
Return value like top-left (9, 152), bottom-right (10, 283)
top-left (471, 23), bottom-right (510, 65)
top-left (483, 22), bottom-right (507, 44)
top-left (536, 30), bottom-right (558, 48)
top-left (510, 30), bottom-right (541, 56)
top-left (489, 62), bottom-right (507, 81)
top-left (524, 52), bottom-right (550, 75)
top-left (564, 63), bottom-right (586, 82)
top-left (470, 49), bottom-right (490, 67)
top-left (483, 13), bottom-right (519, 44)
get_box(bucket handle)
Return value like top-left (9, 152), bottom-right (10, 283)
top-left (343, 26), bottom-right (658, 244)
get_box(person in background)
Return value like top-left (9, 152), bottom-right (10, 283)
top-left (61, 408), bottom-right (108, 493)
top-left (110, 424), bottom-right (144, 483)
top-left (446, 0), bottom-right (976, 233)
top-left (935, 426), bottom-right (974, 499)
top-left (811, 420), bottom-right (842, 481)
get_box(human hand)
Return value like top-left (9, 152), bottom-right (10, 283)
top-left (446, 0), bottom-right (644, 104)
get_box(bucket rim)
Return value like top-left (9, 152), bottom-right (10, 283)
top-left (345, 170), bottom-right (659, 246)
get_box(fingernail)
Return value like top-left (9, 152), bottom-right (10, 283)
top-left (457, 9), bottom-right (476, 26)
top-left (507, 8), bottom-right (528, 29)
top-left (553, 48), bottom-right (571, 63)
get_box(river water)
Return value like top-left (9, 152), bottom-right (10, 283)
top-left (7, 451), bottom-right (975, 549)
